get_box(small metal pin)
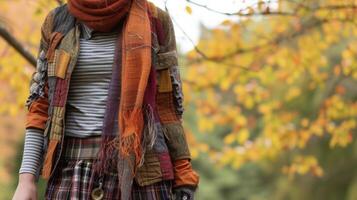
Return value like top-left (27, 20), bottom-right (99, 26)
top-left (91, 178), bottom-right (104, 200)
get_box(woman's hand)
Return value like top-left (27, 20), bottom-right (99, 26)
top-left (12, 173), bottom-right (38, 200)
top-left (173, 186), bottom-right (196, 200)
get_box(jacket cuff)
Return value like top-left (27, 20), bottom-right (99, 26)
top-left (172, 159), bottom-right (200, 189)
top-left (25, 97), bottom-right (49, 130)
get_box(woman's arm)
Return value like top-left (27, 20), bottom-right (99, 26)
top-left (156, 9), bottom-right (200, 200)
top-left (19, 128), bottom-right (44, 175)
top-left (13, 9), bottom-right (54, 200)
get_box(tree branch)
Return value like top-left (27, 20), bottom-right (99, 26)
top-left (181, 0), bottom-right (357, 66)
top-left (0, 25), bottom-right (36, 67)
top-left (186, 0), bottom-right (295, 17)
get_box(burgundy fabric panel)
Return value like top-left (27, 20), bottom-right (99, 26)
top-left (53, 78), bottom-right (69, 107)
top-left (158, 152), bottom-right (174, 180)
top-left (153, 17), bottom-right (165, 46)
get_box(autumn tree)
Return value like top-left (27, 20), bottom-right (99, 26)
top-left (183, 0), bottom-right (357, 178)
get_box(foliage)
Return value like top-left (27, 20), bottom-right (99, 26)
top-left (184, 0), bottom-right (357, 184)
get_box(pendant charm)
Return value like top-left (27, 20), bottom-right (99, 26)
top-left (91, 178), bottom-right (104, 200)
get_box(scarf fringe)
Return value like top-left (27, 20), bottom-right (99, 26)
top-left (113, 103), bottom-right (157, 175)
top-left (92, 136), bottom-right (119, 176)
top-left (139, 103), bottom-right (158, 166)
top-left (117, 107), bottom-right (143, 169)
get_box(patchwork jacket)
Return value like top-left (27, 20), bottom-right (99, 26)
top-left (25, 3), bottom-right (199, 189)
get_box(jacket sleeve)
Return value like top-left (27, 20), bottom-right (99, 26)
top-left (156, 9), bottom-right (200, 190)
top-left (25, 11), bottom-right (54, 130)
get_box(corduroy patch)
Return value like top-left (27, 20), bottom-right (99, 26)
top-left (156, 92), bottom-right (180, 123)
top-left (53, 78), bottom-right (68, 107)
top-left (135, 150), bottom-right (163, 186)
top-left (162, 122), bottom-right (191, 161)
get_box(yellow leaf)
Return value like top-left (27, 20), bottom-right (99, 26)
top-left (185, 6), bottom-right (192, 15)
top-left (221, 19), bottom-right (232, 26)
top-left (224, 133), bottom-right (236, 144)
top-left (237, 129), bottom-right (249, 144)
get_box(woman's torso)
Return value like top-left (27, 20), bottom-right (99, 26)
top-left (64, 28), bottom-right (118, 137)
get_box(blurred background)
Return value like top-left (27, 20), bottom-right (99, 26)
top-left (1, 0), bottom-right (357, 199)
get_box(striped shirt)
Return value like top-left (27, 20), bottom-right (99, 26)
top-left (19, 24), bottom-right (118, 175)
top-left (65, 31), bottom-right (118, 137)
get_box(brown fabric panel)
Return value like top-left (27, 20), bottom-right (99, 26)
top-left (158, 68), bottom-right (172, 92)
top-left (46, 32), bottom-right (64, 62)
top-left (156, 92), bottom-right (180, 123)
top-left (157, 50), bottom-right (178, 70)
top-left (162, 122), bottom-right (191, 161)
top-left (135, 151), bottom-right (163, 186)
top-left (40, 9), bottom-right (55, 53)
top-left (156, 8), bottom-right (177, 54)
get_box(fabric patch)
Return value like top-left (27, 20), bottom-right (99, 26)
top-left (153, 123), bottom-right (169, 153)
top-left (53, 78), bottom-right (69, 107)
top-left (158, 152), bottom-right (174, 180)
top-left (151, 32), bottom-right (160, 54)
top-left (157, 50), bottom-right (178, 70)
top-left (49, 106), bottom-right (65, 141)
top-left (47, 62), bottom-right (56, 77)
top-left (148, 2), bottom-right (158, 18)
top-left (25, 50), bottom-right (48, 109)
top-left (162, 122), bottom-right (191, 161)
top-left (43, 115), bottom-right (52, 137)
top-left (172, 159), bottom-right (200, 188)
top-left (25, 96), bottom-right (49, 130)
top-left (46, 32), bottom-right (64, 62)
top-left (158, 68), bottom-right (172, 92)
top-left (154, 17), bottom-right (165, 46)
top-left (41, 139), bottom-right (59, 179)
top-left (156, 92), bottom-right (180, 123)
top-left (55, 50), bottom-right (71, 79)
top-left (170, 65), bottom-right (185, 117)
top-left (135, 150), bottom-right (163, 186)
top-left (47, 77), bottom-right (57, 106)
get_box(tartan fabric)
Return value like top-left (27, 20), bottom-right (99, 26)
top-left (45, 136), bottom-right (174, 200)
top-left (47, 51), bottom-right (57, 77)
top-left (62, 136), bottom-right (102, 160)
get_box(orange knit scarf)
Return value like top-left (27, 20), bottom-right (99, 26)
top-left (117, 0), bottom-right (152, 170)
top-left (68, 0), bottom-right (152, 171)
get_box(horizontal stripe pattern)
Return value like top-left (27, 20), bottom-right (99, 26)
top-left (65, 31), bottom-right (118, 137)
top-left (19, 128), bottom-right (44, 175)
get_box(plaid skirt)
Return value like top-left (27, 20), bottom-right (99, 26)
top-left (45, 135), bottom-right (174, 200)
